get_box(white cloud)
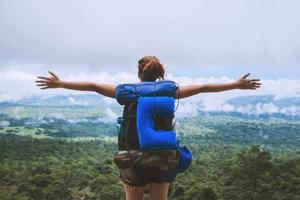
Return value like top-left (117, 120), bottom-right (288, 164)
top-left (67, 118), bottom-right (89, 124)
top-left (1, 70), bottom-right (300, 116)
top-left (0, 120), bottom-right (10, 127)
top-left (256, 102), bottom-right (279, 114)
top-left (0, 1), bottom-right (300, 78)
top-left (175, 99), bottom-right (201, 118)
top-left (97, 108), bottom-right (118, 123)
top-left (49, 113), bottom-right (65, 120)
top-left (68, 97), bottom-right (89, 106)
top-left (1, 71), bottom-right (36, 81)
top-left (280, 106), bottom-right (300, 116)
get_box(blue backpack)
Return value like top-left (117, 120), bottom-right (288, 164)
top-left (115, 80), bottom-right (192, 173)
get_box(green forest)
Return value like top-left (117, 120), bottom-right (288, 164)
top-left (0, 134), bottom-right (299, 200)
top-left (0, 105), bottom-right (299, 200)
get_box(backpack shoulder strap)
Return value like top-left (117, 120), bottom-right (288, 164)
top-left (118, 102), bottom-right (140, 150)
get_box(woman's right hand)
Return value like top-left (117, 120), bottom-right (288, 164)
top-left (36, 71), bottom-right (61, 89)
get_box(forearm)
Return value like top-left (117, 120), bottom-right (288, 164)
top-left (58, 81), bottom-right (96, 91)
top-left (36, 71), bottom-right (117, 98)
top-left (178, 81), bottom-right (238, 99)
top-left (93, 83), bottom-right (116, 98)
top-left (199, 82), bottom-right (239, 92)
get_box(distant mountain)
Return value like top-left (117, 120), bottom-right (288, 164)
top-left (197, 110), bottom-right (300, 121)
top-left (1, 94), bottom-right (299, 119)
top-left (0, 94), bottom-right (109, 107)
top-left (226, 95), bottom-right (300, 107)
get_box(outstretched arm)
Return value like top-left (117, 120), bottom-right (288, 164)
top-left (176, 73), bottom-right (262, 99)
top-left (36, 71), bottom-right (116, 98)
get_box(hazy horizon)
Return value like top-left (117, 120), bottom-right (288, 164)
top-left (1, 0), bottom-right (299, 116)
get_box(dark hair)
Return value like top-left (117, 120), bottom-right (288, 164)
top-left (138, 56), bottom-right (165, 81)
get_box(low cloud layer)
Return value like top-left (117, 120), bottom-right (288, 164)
top-left (1, 70), bottom-right (300, 117)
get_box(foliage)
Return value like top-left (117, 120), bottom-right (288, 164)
top-left (0, 105), bottom-right (299, 199)
top-left (0, 134), bottom-right (299, 200)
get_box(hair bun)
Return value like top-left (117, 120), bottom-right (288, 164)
top-left (138, 56), bottom-right (165, 81)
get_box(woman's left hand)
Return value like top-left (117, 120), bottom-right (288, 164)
top-left (235, 73), bottom-right (262, 90)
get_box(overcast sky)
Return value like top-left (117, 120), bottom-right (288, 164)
top-left (0, 0), bottom-right (300, 79)
top-left (0, 0), bottom-right (300, 113)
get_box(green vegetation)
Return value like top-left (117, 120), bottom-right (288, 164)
top-left (0, 134), bottom-right (119, 200)
top-left (0, 105), bottom-right (299, 199)
top-left (0, 134), bottom-right (299, 200)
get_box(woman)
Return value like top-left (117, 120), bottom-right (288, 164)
top-left (36, 56), bottom-right (261, 200)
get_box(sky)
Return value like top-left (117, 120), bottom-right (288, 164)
top-left (1, 0), bottom-right (300, 77)
top-left (0, 0), bottom-right (300, 109)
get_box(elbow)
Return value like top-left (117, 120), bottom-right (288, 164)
top-left (93, 83), bottom-right (116, 99)
top-left (90, 83), bottom-right (97, 92)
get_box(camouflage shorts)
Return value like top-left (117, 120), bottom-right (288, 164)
top-left (113, 149), bottom-right (180, 171)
